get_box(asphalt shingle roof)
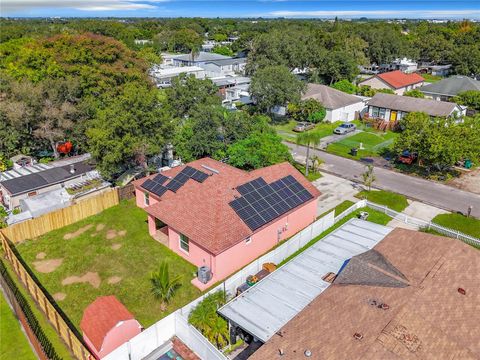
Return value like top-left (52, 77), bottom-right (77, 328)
top-left (367, 93), bottom-right (458, 117)
top-left (173, 51), bottom-right (231, 62)
top-left (302, 84), bottom-right (363, 109)
top-left (134, 158), bottom-right (320, 255)
top-left (251, 228), bottom-right (480, 360)
top-left (419, 75), bottom-right (480, 97)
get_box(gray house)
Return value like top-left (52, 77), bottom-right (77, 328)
top-left (367, 93), bottom-right (465, 122)
top-left (419, 76), bottom-right (480, 101)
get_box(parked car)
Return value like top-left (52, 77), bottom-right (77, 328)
top-left (397, 150), bottom-right (417, 165)
top-left (334, 123), bottom-right (356, 135)
top-left (293, 122), bottom-right (315, 132)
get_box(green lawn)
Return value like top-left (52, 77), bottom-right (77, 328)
top-left (0, 293), bottom-right (37, 360)
top-left (279, 206), bottom-right (391, 266)
top-left (326, 130), bottom-right (399, 160)
top-left (355, 190), bottom-right (409, 212)
top-left (14, 200), bottom-right (201, 331)
top-left (431, 213), bottom-right (480, 238)
top-left (293, 162), bottom-right (322, 182)
top-left (422, 74), bottom-right (443, 83)
top-left (272, 120), bottom-right (343, 142)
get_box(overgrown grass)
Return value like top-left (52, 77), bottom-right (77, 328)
top-left (326, 130), bottom-right (399, 160)
top-left (0, 292), bottom-right (38, 360)
top-left (1, 258), bottom-right (74, 359)
top-left (355, 190), bottom-right (409, 212)
top-left (14, 200), bottom-right (201, 331)
top-left (430, 213), bottom-right (480, 238)
top-left (279, 206), bottom-right (391, 266)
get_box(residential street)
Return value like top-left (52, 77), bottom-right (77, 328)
top-left (287, 142), bottom-right (480, 218)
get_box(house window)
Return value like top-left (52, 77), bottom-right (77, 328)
top-left (379, 108), bottom-right (386, 119)
top-left (372, 107), bottom-right (379, 117)
top-left (245, 237), bottom-right (252, 245)
top-left (144, 192), bottom-right (150, 206)
top-left (180, 234), bottom-right (189, 253)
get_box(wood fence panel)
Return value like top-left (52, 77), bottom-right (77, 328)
top-left (1, 189), bottom-right (119, 243)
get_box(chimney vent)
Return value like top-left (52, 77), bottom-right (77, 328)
top-left (354, 333), bottom-right (363, 340)
top-left (278, 348), bottom-right (284, 356)
top-left (70, 164), bottom-right (75, 174)
top-left (304, 350), bottom-right (312, 357)
top-left (458, 287), bottom-right (466, 295)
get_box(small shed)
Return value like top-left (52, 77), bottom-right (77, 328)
top-left (81, 296), bottom-right (142, 359)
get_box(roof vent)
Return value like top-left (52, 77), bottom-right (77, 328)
top-left (458, 287), bottom-right (466, 295)
top-left (381, 303), bottom-right (390, 310)
top-left (304, 350), bottom-right (312, 357)
top-left (322, 272), bottom-right (336, 283)
top-left (70, 164), bottom-right (75, 174)
top-left (354, 333), bottom-right (363, 340)
top-left (201, 164), bottom-right (219, 174)
top-left (278, 348), bottom-right (284, 356)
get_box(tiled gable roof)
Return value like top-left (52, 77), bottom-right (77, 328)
top-left (376, 70), bottom-right (424, 89)
top-left (134, 158), bottom-right (320, 255)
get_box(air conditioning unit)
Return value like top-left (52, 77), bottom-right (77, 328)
top-left (198, 266), bottom-right (212, 284)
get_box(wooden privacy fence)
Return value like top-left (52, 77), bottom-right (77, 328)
top-left (1, 233), bottom-right (94, 360)
top-left (1, 188), bottom-right (119, 243)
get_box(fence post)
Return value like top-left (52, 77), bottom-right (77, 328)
top-left (456, 231), bottom-right (460, 239)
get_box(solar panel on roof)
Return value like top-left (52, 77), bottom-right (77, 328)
top-left (152, 174), bottom-right (169, 185)
top-left (141, 179), bottom-right (156, 192)
top-left (230, 175), bottom-right (314, 231)
top-left (151, 184), bottom-right (168, 197)
top-left (166, 180), bottom-right (183, 192)
top-left (191, 170), bottom-right (209, 183)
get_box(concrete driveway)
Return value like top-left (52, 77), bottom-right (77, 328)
top-left (312, 173), bottom-right (362, 216)
top-left (387, 201), bottom-right (450, 230)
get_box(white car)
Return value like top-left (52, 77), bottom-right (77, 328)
top-left (334, 123), bottom-right (356, 135)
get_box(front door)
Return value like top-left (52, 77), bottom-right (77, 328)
top-left (390, 110), bottom-right (397, 122)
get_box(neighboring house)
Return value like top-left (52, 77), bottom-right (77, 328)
top-left (81, 296), bottom-right (142, 359)
top-left (0, 155), bottom-right (97, 211)
top-left (387, 58), bottom-right (418, 73)
top-left (358, 70), bottom-right (425, 95)
top-left (302, 84), bottom-right (367, 122)
top-left (134, 158), bottom-right (320, 290)
top-left (418, 63), bottom-right (452, 77)
top-left (419, 75), bottom-right (480, 101)
top-left (212, 76), bottom-right (251, 103)
top-left (237, 224), bottom-right (480, 359)
top-left (366, 93), bottom-right (465, 121)
top-left (201, 57), bottom-right (247, 77)
top-left (149, 66), bottom-right (206, 88)
top-left (171, 52), bottom-right (232, 67)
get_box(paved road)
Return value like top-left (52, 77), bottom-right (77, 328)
top-left (287, 142), bottom-right (480, 218)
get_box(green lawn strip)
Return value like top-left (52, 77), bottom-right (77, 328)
top-left (279, 207), bottom-right (391, 266)
top-left (355, 190), bottom-right (409, 212)
top-left (0, 292), bottom-right (38, 360)
top-left (1, 258), bottom-right (74, 359)
top-left (293, 162), bottom-right (322, 181)
top-left (422, 74), bottom-right (442, 83)
top-left (272, 120), bottom-right (343, 141)
top-left (14, 200), bottom-right (201, 331)
top-left (430, 213), bottom-right (480, 238)
top-left (317, 200), bottom-right (355, 219)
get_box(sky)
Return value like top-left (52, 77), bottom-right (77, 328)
top-left (2, 0), bottom-right (480, 19)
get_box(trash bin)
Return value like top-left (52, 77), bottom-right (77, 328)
top-left (465, 159), bottom-right (472, 169)
top-left (350, 147), bottom-right (358, 156)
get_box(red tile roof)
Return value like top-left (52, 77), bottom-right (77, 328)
top-left (80, 296), bottom-right (135, 351)
top-left (134, 158), bottom-right (320, 255)
top-left (376, 70), bottom-right (424, 89)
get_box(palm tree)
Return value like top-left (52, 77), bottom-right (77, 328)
top-left (296, 130), bottom-right (323, 176)
top-left (150, 261), bottom-right (182, 311)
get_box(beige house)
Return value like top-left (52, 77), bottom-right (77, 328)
top-left (359, 70), bottom-right (425, 95)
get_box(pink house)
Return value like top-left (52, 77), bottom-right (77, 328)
top-left (134, 158), bottom-right (320, 290)
top-left (80, 296), bottom-right (142, 359)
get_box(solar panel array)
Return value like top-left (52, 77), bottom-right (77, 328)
top-left (141, 166), bottom-right (209, 197)
top-left (230, 175), bottom-right (313, 231)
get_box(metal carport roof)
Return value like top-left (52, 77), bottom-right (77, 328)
top-left (218, 219), bottom-right (393, 343)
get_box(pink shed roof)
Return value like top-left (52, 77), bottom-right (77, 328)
top-left (134, 158), bottom-right (320, 255)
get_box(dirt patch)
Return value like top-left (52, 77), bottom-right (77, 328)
top-left (96, 223), bottom-right (105, 231)
top-left (36, 252), bottom-right (46, 260)
top-left (118, 230), bottom-right (127, 237)
top-left (53, 293), bottom-right (66, 301)
top-left (33, 259), bottom-right (63, 273)
top-left (62, 272), bottom-right (101, 289)
top-left (64, 224), bottom-right (93, 240)
top-left (106, 229), bottom-right (117, 240)
top-left (448, 168), bottom-right (480, 195)
top-left (111, 243), bottom-right (122, 251)
top-left (107, 276), bottom-right (122, 284)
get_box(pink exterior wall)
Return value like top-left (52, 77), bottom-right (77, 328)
top-left (135, 188), bottom-right (159, 209)
top-left (147, 214), bottom-right (157, 237)
top-left (166, 199), bottom-right (317, 286)
top-left (213, 199), bottom-right (317, 281)
top-left (83, 319), bottom-right (142, 359)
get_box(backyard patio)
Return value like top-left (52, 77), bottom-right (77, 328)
top-left (13, 200), bottom-right (201, 331)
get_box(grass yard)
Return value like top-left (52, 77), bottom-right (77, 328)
top-left (272, 120), bottom-right (343, 142)
top-left (0, 292), bottom-right (37, 360)
top-left (293, 162), bottom-right (322, 182)
top-left (14, 200), bottom-right (201, 331)
top-left (279, 206), bottom-right (391, 266)
top-left (422, 74), bottom-right (442, 83)
top-left (326, 130), bottom-right (399, 160)
top-left (355, 190), bottom-right (409, 212)
top-left (431, 213), bottom-right (480, 238)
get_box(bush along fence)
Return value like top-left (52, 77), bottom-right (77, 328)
top-left (0, 259), bottom-right (59, 360)
top-left (1, 233), bottom-right (94, 360)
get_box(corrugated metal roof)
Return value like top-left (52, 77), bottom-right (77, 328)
top-left (218, 219), bottom-right (393, 342)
